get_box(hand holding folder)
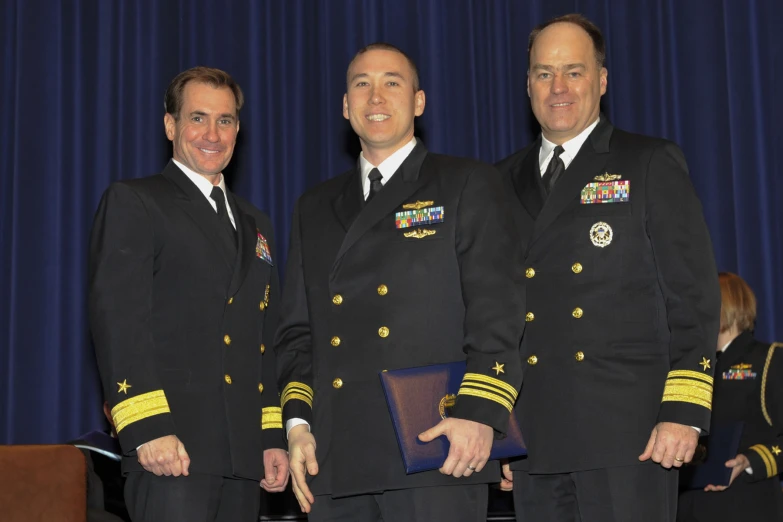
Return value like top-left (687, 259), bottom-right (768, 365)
top-left (380, 361), bottom-right (526, 474)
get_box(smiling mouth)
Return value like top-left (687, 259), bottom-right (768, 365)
top-left (198, 148), bottom-right (222, 155)
top-left (367, 114), bottom-right (390, 122)
top-left (550, 102), bottom-right (573, 107)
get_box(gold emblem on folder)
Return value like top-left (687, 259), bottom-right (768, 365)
top-left (439, 394), bottom-right (457, 420)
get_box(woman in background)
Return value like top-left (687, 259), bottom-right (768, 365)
top-left (677, 272), bottom-right (783, 521)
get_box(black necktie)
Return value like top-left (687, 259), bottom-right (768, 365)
top-left (542, 145), bottom-right (565, 195)
top-left (366, 168), bottom-right (384, 203)
top-left (210, 186), bottom-right (237, 247)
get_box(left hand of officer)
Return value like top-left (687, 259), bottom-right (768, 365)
top-left (704, 454), bottom-right (750, 491)
top-left (261, 448), bottom-right (290, 493)
top-left (638, 421), bottom-right (698, 468)
top-left (418, 418), bottom-right (493, 478)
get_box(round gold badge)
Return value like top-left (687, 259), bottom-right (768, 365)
top-left (589, 221), bottom-right (613, 248)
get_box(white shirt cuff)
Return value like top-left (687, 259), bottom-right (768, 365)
top-left (286, 418), bottom-right (310, 438)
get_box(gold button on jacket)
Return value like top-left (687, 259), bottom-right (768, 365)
top-left (224, 374), bottom-right (232, 384)
top-left (258, 383), bottom-right (264, 393)
top-left (378, 326), bottom-right (390, 338)
top-left (575, 351), bottom-right (585, 362)
top-left (331, 336), bottom-right (341, 347)
top-left (332, 378), bottom-right (343, 389)
top-left (526, 312), bottom-right (535, 322)
top-left (572, 263), bottom-right (583, 274)
top-left (527, 355), bottom-right (538, 365)
top-left (223, 335), bottom-right (231, 345)
top-left (572, 307), bottom-right (583, 319)
top-left (227, 297), bottom-right (234, 304)
top-left (259, 301), bottom-right (266, 311)
top-left (525, 267), bottom-right (536, 278)
top-left (332, 294), bottom-right (343, 305)
top-left (260, 344), bottom-right (266, 354)
top-left (377, 284), bottom-right (388, 296)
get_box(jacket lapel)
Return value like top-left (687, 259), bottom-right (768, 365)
top-left (528, 118), bottom-right (614, 251)
top-left (332, 143), bottom-right (429, 265)
top-left (510, 137), bottom-right (546, 222)
top-left (332, 163), bottom-right (364, 233)
top-left (226, 194), bottom-right (257, 297)
top-left (162, 161), bottom-right (235, 271)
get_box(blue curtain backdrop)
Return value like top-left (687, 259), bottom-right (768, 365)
top-left (1, 0), bottom-right (781, 444)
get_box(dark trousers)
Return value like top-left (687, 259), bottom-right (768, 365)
top-left (513, 463), bottom-right (678, 522)
top-left (124, 471), bottom-right (260, 522)
top-left (309, 484), bottom-right (488, 522)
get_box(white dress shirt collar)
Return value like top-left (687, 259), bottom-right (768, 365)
top-left (359, 138), bottom-right (417, 200)
top-left (172, 159), bottom-right (235, 228)
top-left (538, 118), bottom-right (600, 175)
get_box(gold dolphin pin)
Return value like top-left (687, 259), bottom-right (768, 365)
top-left (404, 229), bottom-right (437, 239)
top-left (594, 173), bottom-right (622, 182)
top-left (402, 200), bottom-right (434, 210)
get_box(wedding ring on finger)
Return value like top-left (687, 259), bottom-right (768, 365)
top-left (674, 457), bottom-right (684, 462)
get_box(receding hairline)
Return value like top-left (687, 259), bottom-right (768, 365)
top-left (345, 45), bottom-right (421, 92)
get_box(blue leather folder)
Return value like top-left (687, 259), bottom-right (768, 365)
top-left (681, 422), bottom-right (745, 489)
top-left (379, 360), bottom-right (527, 474)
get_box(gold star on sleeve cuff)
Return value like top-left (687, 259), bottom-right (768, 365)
top-left (117, 379), bottom-right (132, 394)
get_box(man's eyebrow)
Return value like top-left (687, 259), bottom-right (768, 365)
top-left (348, 71), bottom-right (406, 83)
top-left (531, 63), bottom-right (587, 71)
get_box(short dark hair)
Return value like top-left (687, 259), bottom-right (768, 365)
top-left (164, 66), bottom-right (244, 120)
top-left (718, 272), bottom-right (757, 333)
top-left (346, 42), bottom-right (421, 92)
top-left (528, 13), bottom-right (606, 69)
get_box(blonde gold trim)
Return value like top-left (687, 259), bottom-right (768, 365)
top-left (664, 379), bottom-right (714, 394)
top-left (463, 373), bottom-right (518, 399)
top-left (281, 382), bottom-right (314, 408)
top-left (457, 388), bottom-right (514, 412)
top-left (261, 407), bottom-right (283, 430)
top-left (281, 382), bottom-right (313, 398)
top-left (402, 200), bottom-right (434, 210)
top-left (667, 370), bottom-right (714, 385)
top-left (761, 343), bottom-right (783, 426)
top-left (661, 393), bottom-right (711, 410)
top-left (111, 390), bottom-right (170, 433)
top-left (281, 392), bottom-right (313, 408)
top-left (662, 384), bottom-right (713, 405)
top-left (750, 444), bottom-right (777, 477)
top-left (459, 381), bottom-right (516, 404)
top-left (403, 229), bottom-right (436, 239)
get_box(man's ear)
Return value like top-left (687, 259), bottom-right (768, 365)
top-left (164, 113), bottom-right (176, 141)
top-left (414, 90), bottom-right (426, 117)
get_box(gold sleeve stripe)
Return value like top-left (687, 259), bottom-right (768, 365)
top-left (457, 388), bottom-right (514, 413)
top-left (660, 394), bottom-right (711, 410)
top-left (282, 382), bottom-right (313, 399)
top-left (261, 407), bottom-right (283, 430)
top-left (664, 379), bottom-right (713, 394)
top-left (458, 381), bottom-right (516, 404)
top-left (462, 373), bottom-right (518, 399)
top-left (667, 370), bottom-right (714, 385)
top-left (662, 384), bottom-right (713, 403)
top-left (281, 392), bottom-right (313, 408)
top-left (111, 390), bottom-right (170, 434)
top-left (761, 343), bottom-right (783, 426)
top-left (749, 444), bottom-right (778, 477)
